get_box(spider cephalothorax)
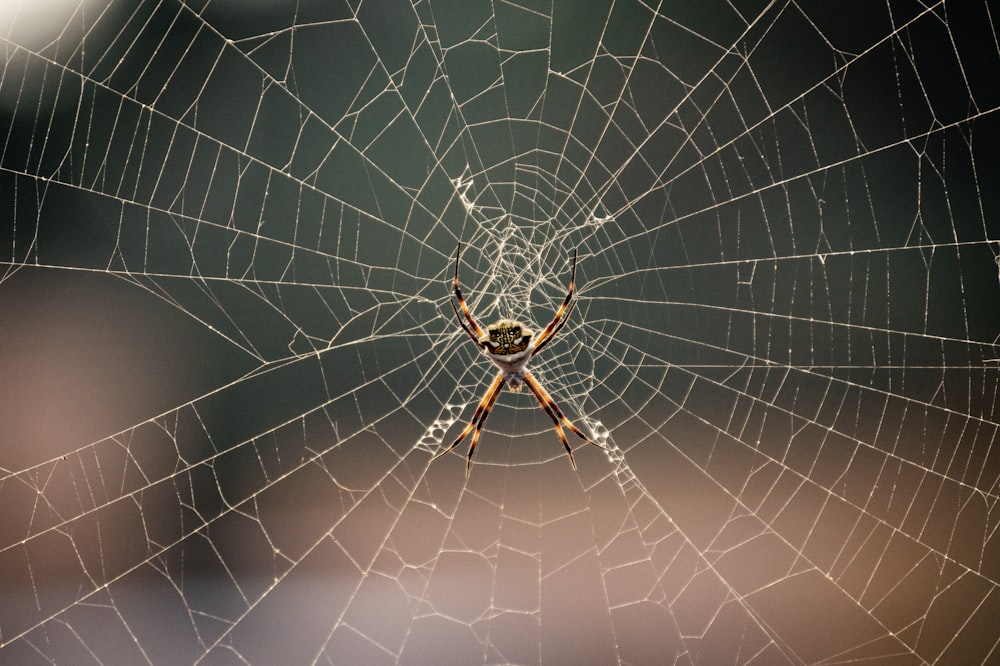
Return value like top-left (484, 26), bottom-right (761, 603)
top-left (432, 244), bottom-right (604, 475)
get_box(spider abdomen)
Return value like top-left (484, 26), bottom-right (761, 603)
top-left (480, 319), bottom-right (533, 355)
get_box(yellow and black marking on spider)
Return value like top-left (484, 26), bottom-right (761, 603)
top-left (433, 244), bottom-right (605, 475)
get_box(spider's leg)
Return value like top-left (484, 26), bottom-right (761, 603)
top-left (451, 297), bottom-right (479, 344)
top-left (523, 372), bottom-right (603, 469)
top-left (465, 375), bottom-right (504, 476)
top-left (530, 300), bottom-right (575, 356)
top-left (553, 421), bottom-right (577, 470)
top-left (453, 243), bottom-right (486, 339)
top-left (531, 249), bottom-right (577, 357)
top-left (523, 377), bottom-right (577, 469)
top-left (431, 371), bottom-right (504, 466)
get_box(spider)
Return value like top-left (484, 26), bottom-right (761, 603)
top-left (432, 244), bottom-right (603, 475)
